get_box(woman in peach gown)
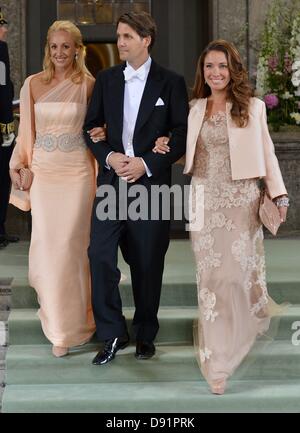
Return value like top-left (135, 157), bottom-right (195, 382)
top-left (9, 21), bottom-right (103, 357)
top-left (153, 40), bottom-right (289, 394)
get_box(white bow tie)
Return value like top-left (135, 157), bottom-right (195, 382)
top-left (123, 66), bottom-right (146, 82)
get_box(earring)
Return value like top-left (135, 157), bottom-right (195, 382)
top-left (75, 52), bottom-right (78, 60)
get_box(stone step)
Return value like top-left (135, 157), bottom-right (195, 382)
top-left (5, 339), bottom-right (300, 386)
top-left (8, 306), bottom-right (300, 345)
top-left (2, 239), bottom-right (300, 307)
top-left (3, 380), bottom-right (300, 413)
top-left (10, 280), bottom-right (300, 309)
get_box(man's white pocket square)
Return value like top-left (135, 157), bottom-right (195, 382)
top-left (155, 97), bottom-right (165, 106)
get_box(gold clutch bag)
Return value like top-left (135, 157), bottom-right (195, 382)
top-left (259, 189), bottom-right (281, 236)
top-left (19, 167), bottom-right (34, 191)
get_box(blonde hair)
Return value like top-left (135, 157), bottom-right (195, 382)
top-left (42, 20), bottom-right (92, 84)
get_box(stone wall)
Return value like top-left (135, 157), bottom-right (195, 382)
top-left (212, 0), bottom-right (298, 78)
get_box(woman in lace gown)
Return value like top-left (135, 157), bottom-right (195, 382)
top-left (153, 40), bottom-right (289, 394)
top-left (9, 21), bottom-right (103, 357)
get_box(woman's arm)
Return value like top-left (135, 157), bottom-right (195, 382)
top-left (9, 75), bottom-right (37, 209)
top-left (260, 102), bottom-right (287, 199)
top-left (152, 136), bottom-right (186, 165)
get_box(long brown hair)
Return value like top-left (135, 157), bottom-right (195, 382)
top-left (192, 39), bottom-right (253, 127)
top-left (42, 20), bottom-right (92, 84)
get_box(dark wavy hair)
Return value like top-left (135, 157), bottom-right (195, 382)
top-left (117, 12), bottom-right (157, 52)
top-left (192, 39), bottom-right (254, 127)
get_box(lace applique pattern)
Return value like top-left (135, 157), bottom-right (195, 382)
top-left (192, 112), bottom-right (260, 211)
top-left (199, 347), bottom-right (212, 363)
top-left (232, 229), bottom-right (269, 316)
top-left (199, 288), bottom-right (219, 322)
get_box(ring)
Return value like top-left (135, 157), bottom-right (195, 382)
top-left (20, 187), bottom-right (23, 191)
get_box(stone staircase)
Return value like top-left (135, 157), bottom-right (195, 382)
top-left (0, 278), bottom-right (12, 411)
top-left (1, 240), bottom-right (300, 412)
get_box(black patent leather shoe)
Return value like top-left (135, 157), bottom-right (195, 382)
top-left (135, 341), bottom-right (155, 360)
top-left (92, 334), bottom-right (130, 365)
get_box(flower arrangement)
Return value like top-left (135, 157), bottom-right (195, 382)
top-left (256, 0), bottom-right (300, 131)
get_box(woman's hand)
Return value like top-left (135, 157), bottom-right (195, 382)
top-left (278, 206), bottom-right (288, 223)
top-left (152, 136), bottom-right (170, 154)
top-left (274, 195), bottom-right (289, 223)
top-left (9, 169), bottom-right (21, 190)
top-left (19, 168), bottom-right (34, 191)
top-left (88, 126), bottom-right (106, 143)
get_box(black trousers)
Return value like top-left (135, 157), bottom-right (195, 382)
top-left (88, 178), bottom-right (170, 342)
top-left (0, 144), bottom-right (13, 235)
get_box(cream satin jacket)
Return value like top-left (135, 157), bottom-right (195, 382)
top-left (184, 97), bottom-right (287, 199)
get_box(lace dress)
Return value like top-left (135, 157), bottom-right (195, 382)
top-left (190, 111), bottom-right (271, 385)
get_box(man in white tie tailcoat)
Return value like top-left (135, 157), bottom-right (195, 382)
top-left (84, 11), bottom-right (189, 365)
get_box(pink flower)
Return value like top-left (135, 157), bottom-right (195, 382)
top-left (268, 55), bottom-right (279, 71)
top-left (264, 94), bottom-right (279, 109)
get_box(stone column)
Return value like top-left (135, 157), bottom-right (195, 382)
top-left (211, 0), bottom-right (248, 62)
top-left (1, 0), bottom-right (27, 97)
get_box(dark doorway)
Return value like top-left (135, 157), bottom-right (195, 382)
top-left (85, 42), bottom-right (122, 77)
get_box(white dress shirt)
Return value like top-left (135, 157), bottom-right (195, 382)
top-left (106, 56), bottom-right (152, 177)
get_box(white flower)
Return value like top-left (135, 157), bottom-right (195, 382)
top-left (292, 60), bottom-right (300, 70)
top-left (290, 112), bottom-right (300, 124)
top-left (282, 91), bottom-right (293, 99)
top-left (292, 69), bottom-right (300, 87)
top-left (256, 58), bottom-right (269, 96)
top-left (294, 87), bottom-right (300, 97)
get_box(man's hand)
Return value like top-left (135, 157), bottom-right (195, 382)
top-left (108, 152), bottom-right (130, 172)
top-left (116, 157), bottom-right (146, 183)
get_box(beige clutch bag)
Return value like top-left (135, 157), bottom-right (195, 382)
top-left (259, 190), bottom-right (281, 236)
top-left (19, 167), bottom-right (34, 191)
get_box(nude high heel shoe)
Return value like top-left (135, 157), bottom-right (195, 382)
top-left (52, 345), bottom-right (68, 357)
top-left (209, 379), bottom-right (227, 395)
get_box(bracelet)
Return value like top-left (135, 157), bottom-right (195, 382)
top-left (274, 196), bottom-right (290, 208)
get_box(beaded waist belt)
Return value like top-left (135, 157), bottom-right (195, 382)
top-left (34, 133), bottom-right (87, 152)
